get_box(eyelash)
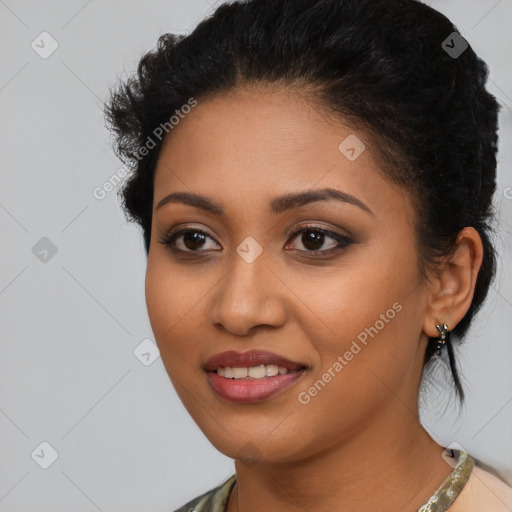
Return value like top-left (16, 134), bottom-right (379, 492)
top-left (158, 224), bottom-right (353, 258)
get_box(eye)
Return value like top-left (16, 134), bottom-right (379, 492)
top-left (158, 224), bottom-right (353, 257)
top-left (158, 227), bottom-right (221, 254)
top-left (285, 224), bottom-right (353, 256)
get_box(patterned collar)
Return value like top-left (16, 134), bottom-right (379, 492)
top-left (418, 449), bottom-right (474, 511)
top-left (188, 448), bottom-right (474, 512)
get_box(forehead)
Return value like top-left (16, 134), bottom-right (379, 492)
top-left (153, 86), bottom-right (412, 221)
top-left (160, 86), bottom-right (337, 157)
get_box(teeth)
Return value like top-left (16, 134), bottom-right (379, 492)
top-left (217, 364), bottom-right (291, 379)
top-left (232, 367), bottom-right (248, 378)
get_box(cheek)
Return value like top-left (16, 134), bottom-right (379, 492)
top-left (303, 243), bottom-right (423, 395)
top-left (144, 262), bottom-right (212, 420)
top-left (144, 260), bottom-right (201, 367)
top-left (290, 294), bottom-right (421, 458)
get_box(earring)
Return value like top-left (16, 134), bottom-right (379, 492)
top-left (434, 323), bottom-right (449, 354)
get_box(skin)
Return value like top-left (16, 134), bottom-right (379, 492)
top-left (145, 84), bottom-right (483, 512)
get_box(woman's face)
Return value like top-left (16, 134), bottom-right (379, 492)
top-left (146, 85), bottom-right (432, 463)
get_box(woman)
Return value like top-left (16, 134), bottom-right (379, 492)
top-left (104, 0), bottom-right (512, 510)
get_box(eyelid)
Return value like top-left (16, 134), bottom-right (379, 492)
top-left (285, 220), bottom-right (353, 240)
top-left (159, 222), bottom-right (219, 242)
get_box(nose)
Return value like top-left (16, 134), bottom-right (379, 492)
top-left (208, 249), bottom-right (287, 336)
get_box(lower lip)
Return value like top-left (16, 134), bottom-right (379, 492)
top-left (207, 370), bottom-right (306, 403)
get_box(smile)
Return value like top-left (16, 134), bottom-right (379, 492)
top-left (207, 365), bottom-right (307, 403)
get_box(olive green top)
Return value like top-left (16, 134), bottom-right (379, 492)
top-left (173, 449), bottom-right (474, 512)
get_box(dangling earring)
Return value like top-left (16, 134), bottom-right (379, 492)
top-left (434, 323), bottom-right (449, 354)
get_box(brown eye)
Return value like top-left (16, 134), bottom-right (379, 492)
top-left (159, 228), bottom-right (221, 252)
top-left (295, 230), bottom-right (332, 251)
top-left (180, 231), bottom-right (208, 250)
top-left (286, 225), bottom-right (353, 255)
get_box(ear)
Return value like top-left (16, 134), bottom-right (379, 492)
top-left (422, 227), bottom-right (484, 338)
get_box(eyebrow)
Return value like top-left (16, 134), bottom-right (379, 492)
top-left (155, 187), bottom-right (374, 216)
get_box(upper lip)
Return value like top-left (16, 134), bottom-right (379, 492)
top-left (204, 350), bottom-right (307, 372)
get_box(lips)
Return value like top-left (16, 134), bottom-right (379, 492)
top-left (204, 349), bottom-right (309, 404)
top-left (203, 349), bottom-right (307, 372)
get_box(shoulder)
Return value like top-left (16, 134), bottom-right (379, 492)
top-left (172, 474), bottom-right (237, 512)
top-left (449, 463), bottom-right (512, 512)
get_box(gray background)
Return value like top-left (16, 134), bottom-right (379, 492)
top-left (0, 1), bottom-right (511, 511)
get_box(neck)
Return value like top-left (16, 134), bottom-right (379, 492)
top-left (227, 406), bottom-right (453, 512)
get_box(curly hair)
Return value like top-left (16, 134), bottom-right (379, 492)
top-left (104, 0), bottom-right (500, 404)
